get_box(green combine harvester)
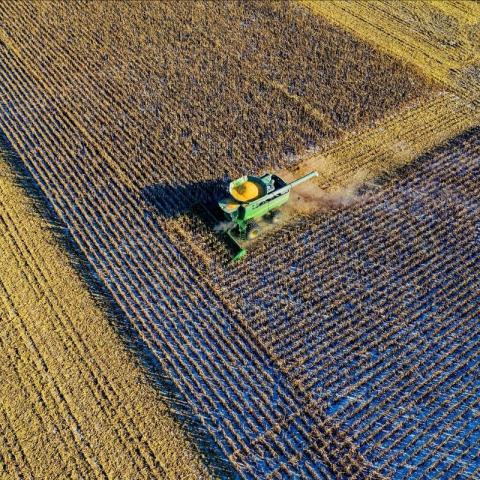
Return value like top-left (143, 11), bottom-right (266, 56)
top-left (200, 171), bottom-right (318, 260)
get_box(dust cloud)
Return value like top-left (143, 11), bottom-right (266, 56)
top-left (285, 168), bottom-right (375, 216)
top-left (214, 220), bottom-right (235, 233)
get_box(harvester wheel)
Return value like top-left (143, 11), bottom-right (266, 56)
top-left (267, 210), bottom-right (282, 224)
top-left (246, 222), bottom-right (260, 240)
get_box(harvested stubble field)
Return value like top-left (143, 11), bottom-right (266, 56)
top-left (0, 156), bottom-right (211, 479)
top-left (211, 127), bottom-right (480, 479)
top-left (0, 0), bottom-right (478, 478)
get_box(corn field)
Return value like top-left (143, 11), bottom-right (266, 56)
top-left (0, 1), bottom-right (478, 478)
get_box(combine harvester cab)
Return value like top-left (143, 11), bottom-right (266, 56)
top-left (215, 171), bottom-right (318, 261)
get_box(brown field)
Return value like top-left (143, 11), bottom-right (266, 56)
top-left (0, 1), bottom-right (478, 478)
top-left (0, 155), bottom-right (211, 479)
top-left (294, 0), bottom-right (480, 195)
top-left (0, 0), bottom-right (431, 182)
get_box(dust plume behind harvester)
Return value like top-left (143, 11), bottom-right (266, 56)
top-left (198, 171), bottom-right (318, 260)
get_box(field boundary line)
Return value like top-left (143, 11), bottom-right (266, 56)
top-left (0, 185), bottom-right (166, 478)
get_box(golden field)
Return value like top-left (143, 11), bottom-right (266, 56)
top-left (0, 156), bottom-right (211, 479)
top-left (0, 1), bottom-right (478, 478)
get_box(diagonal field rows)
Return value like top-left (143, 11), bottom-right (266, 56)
top-left (294, 0), bottom-right (480, 195)
top-left (0, 1), bottom-right (477, 478)
top-left (0, 37), bottom-right (374, 479)
top-left (0, 159), bottom-right (212, 479)
top-left (217, 129), bottom-right (480, 478)
top-left (0, 1), bottom-right (437, 477)
top-left (0, 3), bottom-right (389, 477)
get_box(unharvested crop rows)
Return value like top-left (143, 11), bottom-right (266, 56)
top-left (236, 147), bottom-right (478, 401)
top-left (0, 1), bottom-right (431, 187)
top-left (217, 129), bottom-right (480, 478)
top-left (0, 159), bottom-right (211, 479)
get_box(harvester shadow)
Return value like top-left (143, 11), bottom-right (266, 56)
top-left (140, 178), bottom-right (228, 219)
top-left (141, 179), bottom-right (250, 262)
top-left (0, 131), bottom-right (239, 480)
